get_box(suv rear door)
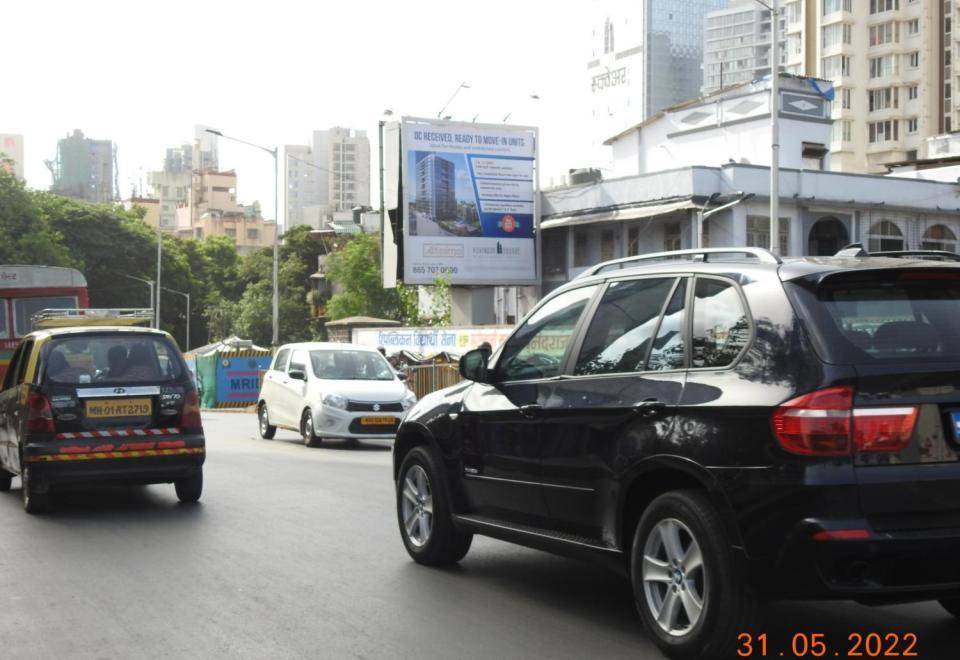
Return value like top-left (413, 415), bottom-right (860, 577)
top-left (789, 268), bottom-right (960, 532)
top-left (538, 276), bottom-right (687, 541)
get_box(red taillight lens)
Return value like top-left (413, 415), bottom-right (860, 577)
top-left (812, 528), bottom-right (872, 541)
top-left (772, 386), bottom-right (919, 456)
top-left (852, 407), bottom-right (918, 453)
top-left (181, 389), bottom-right (202, 433)
top-left (26, 391), bottom-right (55, 434)
top-left (772, 386), bottom-right (853, 456)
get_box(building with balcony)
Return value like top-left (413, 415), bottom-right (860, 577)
top-left (174, 170), bottom-right (276, 253)
top-left (47, 129), bottom-right (116, 203)
top-left (703, 0), bottom-right (787, 94)
top-left (147, 127), bottom-right (220, 231)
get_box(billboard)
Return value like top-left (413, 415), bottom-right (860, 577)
top-left (400, 118), bottom-right (538, 285)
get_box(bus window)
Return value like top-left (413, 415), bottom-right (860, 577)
top-left (0, 299), bottom-right (7, 338)
top-left (14, 296), bottom-right (78, 337)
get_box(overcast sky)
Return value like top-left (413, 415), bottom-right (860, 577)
top-left (5, 0), bottom-right (595, 224)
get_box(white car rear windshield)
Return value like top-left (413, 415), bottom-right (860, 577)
top-left (310, 350), bottom-right (394, 381)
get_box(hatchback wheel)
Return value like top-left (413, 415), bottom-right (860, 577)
top-left (175, 468), bottom-right (203, 503)
top-left (21, 466), bottom-right (50, 514)
top-left (396, 446), bottom-right (472, 565)
top-left (302, 409), bottom-right (321, 447)
top-left (258, 403), bottom-right (276, 440)
top-left (632, 490), bottom-right (758, 659)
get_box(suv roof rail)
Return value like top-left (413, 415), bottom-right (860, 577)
top-left (31, 308), bottom-right (155, 329)
top-left (576, 247), bottom-right (781, 278)
top-left (834, 243), bottom-right (960, 262)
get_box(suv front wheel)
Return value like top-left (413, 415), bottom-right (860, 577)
top-left (396, 446), bottom-right (472, 565)
top-left (631, 490), bottom-right (758, 659)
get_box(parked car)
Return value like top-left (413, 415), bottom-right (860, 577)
top-left (258, 342), bottom-right (416, 446)
top-left (0, 324), bottom-right (205, 513)
top-left (392, 247), bottom-right (960, 659)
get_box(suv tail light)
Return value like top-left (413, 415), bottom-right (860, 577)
top-left (180, 389), bottom-right (203, 433)
top-left (26, 391), bottom-right (55, 434)
top-left (771, 385), bottom-right (918, 456)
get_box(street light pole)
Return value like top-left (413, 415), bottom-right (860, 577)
top-left (436, 82), bottom-right (470, 119)
top-left (206, 129), bottom-right (280, 346)
top-left (120, 273), bottom-right (155, 320)
top-left (155, 222), bottom-right (162, 330)
top-left (766, 0), bottom-right (781, 254)
top-left (161, 286), bottom-right (191, 350)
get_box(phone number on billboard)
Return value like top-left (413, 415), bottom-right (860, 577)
top-left (412, 266), bottom-right (459, 275)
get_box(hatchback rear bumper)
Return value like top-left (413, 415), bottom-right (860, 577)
top-left (23, 434), bottom-right (205, 490)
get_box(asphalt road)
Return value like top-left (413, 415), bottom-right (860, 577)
top-left (1, 411), bottom-right (959, 659)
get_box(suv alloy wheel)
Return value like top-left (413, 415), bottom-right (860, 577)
top-left (631, 490), bottom-right (758, 659)
top-left (396, 447), bottom-right (472, 565)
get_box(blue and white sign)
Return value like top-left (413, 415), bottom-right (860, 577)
top-left (401, 118), bottom-right (538, 285)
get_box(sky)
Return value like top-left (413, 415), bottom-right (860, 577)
top-left (4, 0), bottom-right (597, 226)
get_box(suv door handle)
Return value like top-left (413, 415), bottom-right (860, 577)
top-left (632, 399), bottom-right (666, 417)
top-left (519, 403), bottom-right (542, 419)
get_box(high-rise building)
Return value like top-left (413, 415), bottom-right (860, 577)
top-left (284, 127), bottom-right (371, 229)
top-left (48, 129), bottom-right (116, 203)
top-left (704, 0), bottom-right (955, 173)
top-left (587, 0), bottom-right (728, 149)
top-left (415, 154), bottom-right (456, 221)
top-left (0, 134), bottom-right (24, 181)
top-left (148, 127), bottom-right (219, 231)
top-left (703, 0), bottom-right (787, 94)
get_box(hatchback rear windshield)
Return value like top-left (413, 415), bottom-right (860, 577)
top-left (787, 271), bottom-right (960, 364)
top-left (41, 334), bottom-right (186, 385)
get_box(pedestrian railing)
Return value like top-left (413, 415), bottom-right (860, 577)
top-left (404, 363), bottom-right (462, 399)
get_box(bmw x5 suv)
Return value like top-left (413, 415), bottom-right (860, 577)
top-left (392, 247), bottom-right (960, 658)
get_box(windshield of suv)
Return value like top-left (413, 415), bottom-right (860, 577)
top-left (309, 350), bottom-right (395, 381)
top-left (788, 271), bottom-right (960, 363)
top-left (42, 334), bottom-right (185, 385)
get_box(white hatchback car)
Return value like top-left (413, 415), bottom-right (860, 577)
top-left (257, 342), bottom-right (416, 446)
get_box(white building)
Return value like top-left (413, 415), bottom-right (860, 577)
top-left (285, 127), bottom-right (372, 229)
top-left (540, 73), bottom-right (960, 293)
top-left (703, 0), bottom-right (786, 94)
top-left (587, 0), bottom-right (728, 156)
top-left (0, 133), bottom-right (24, 181)
top-left (147, 127), bottom-right (219, 231)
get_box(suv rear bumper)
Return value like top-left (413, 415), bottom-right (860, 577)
top-left (748, 519), bottom-right (960, 602)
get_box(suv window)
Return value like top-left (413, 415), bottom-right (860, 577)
top-left (691, 278), bottom-right (750, 369)
top-left (289, 350), bottom-right (307, 374)
top-left (273, 349), bottom-right (290, 371)
top-left (648, 278), bottom-right (688, 371)
top-left (575, 277), bottom-right (676, 376)
top-left (498, 285), bottom-right (598, 381)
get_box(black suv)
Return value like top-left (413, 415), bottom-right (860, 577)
top-left (392, 247), bottom-right (960, 658)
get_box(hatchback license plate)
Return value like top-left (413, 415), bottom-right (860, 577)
top-left (360, 415), bottom-right (395, 426)
top-left (86, 398), bottom-right (152, 418)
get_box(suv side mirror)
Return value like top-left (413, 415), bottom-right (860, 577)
top-left (459, 349), bottom-right (490, 383)
top-left (288, 369), bottom-right (306, 381)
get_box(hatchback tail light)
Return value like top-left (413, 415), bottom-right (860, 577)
top-left (26, 391), bottom-right (55, 434)
top-left (771, 385), bottom-right (918, 456)
top-left (180, 389), bottom-right (203, 433)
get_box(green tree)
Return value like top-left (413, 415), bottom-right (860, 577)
top-left (0, 170), bottom-right (75, 267)
top-left (325, 232), bottom-right (401, 321)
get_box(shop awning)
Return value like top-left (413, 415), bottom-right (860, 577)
top-left (540, 199), bottom-right (696, 230)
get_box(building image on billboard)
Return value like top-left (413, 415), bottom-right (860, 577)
top-left (409, 151), bottom-right (481, 237)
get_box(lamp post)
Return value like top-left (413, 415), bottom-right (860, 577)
top-left (206, 129), bottom-right (280, 346)
top-left (436, 82), bottom-right (470, 119)
top-left (120, 273), bottom-right (155, 323)
top-left (155, 222), bottom-right (162, 330)
top-left (697, 192), bottom-right (755, 249)
top-left (755, 0), bottom-right (781, 254)
top-left (161, 286), bottom-right (190, 350)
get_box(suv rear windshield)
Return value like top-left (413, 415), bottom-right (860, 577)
top-left (787, 270), bottom-right (960, 364)
top-left (41, 334), bottom-right (186, 385)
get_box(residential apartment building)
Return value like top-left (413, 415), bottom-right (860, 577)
top-left (48, 129), bottom-right (116, 203)
top-left (415, 154), bottom-right (456, 221)
top-left (587, 0), bottom-right (728, 153)
top-left (0, 134), bottom-right (24, 181)
top-left (148, 128), bottom-right (220, 231)
top-left (174, 169), bottom-right (276, 254)
top-left (284, 127), bottom-right (371, 229)
top-left (705, 0), bottom-right (953, 173)
top-left (703, 0), bottom-right (787, 93)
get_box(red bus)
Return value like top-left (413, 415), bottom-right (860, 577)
top-left (0, 265), bottom-right (89, 381)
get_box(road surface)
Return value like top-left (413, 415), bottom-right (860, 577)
top-left (1, 411), bottom-right (958, 659)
